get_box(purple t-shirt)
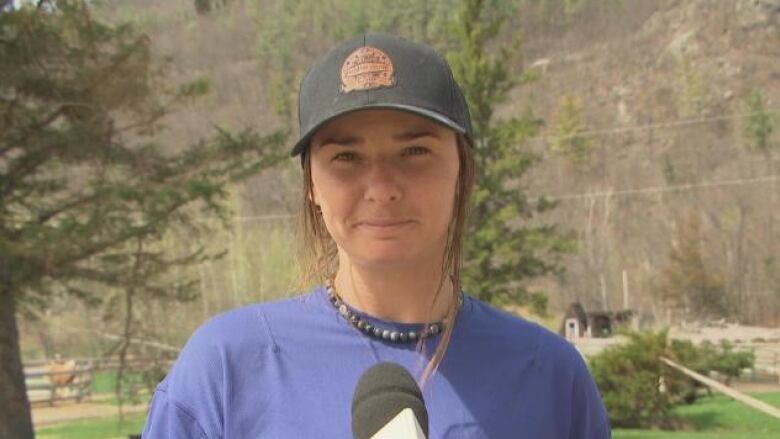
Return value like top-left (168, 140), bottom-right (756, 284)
top-left (142, 287), bottom-right (611, 438)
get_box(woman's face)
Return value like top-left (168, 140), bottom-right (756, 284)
top-left (309, 110), bottom-right (460, 270)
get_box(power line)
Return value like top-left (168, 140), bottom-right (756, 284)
top-left (55, 324), bottom-right (180, 353)
top-left (191, 213), bottom-right (295, 223)
top-left (41, 110), bottom-right (780, 220)
top-left (528, 108), bottom-right (780, 144)
top-left (193, 108), bottom-right (780, 222)
top-left (231, 213), bottom-right (294, 222)
top-left (534, 174), bottom-right (780, 202)
top-left (50, 109), bottom-right (778, 182)
top-left (211, 175), bottom-right (780, 223)
top-left (212, 174), bottom-right (780, 223)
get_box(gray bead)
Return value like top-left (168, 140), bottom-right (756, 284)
top-left (327, 288), bottom-right (446, 344)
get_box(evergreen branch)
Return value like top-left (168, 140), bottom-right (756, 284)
top-left (84, 34), bottom-right (153, 97)
top-left (0, 96), bottom-right (21, 151)
top-left (0, 149), bottom-right (50, 201)
top-left (115, 237), bottom-right (142, 419)
top-left (47, 185), bottom-right (216, 278)
top-left (9, 191), bottom-right (102, 240)
top-left (0, 105), bottom-right (66, 157)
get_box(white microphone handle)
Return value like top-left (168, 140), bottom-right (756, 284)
top-left (369, 408), bottom-right (427, 439)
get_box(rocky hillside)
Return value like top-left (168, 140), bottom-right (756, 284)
top-left (103, 0), bottom-right (780, 324)
top-left (20, 1), bottom-right (779, 360)
top-left (509, 0), bottom-right (779, 325)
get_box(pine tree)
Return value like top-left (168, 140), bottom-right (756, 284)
top-left (676, 56), bottom-right (712, 118)
top-left (0, 2), bottom-right (285, 435)
top-left (765, 257), bottom-right (780, 324)
top-left (742, 89), bottom-right (777, 157)
top-left (253, 0), bottom-right (571, 308)
top-left (446, 0), bottom-right (573, 306)
top-left (654, 213), bottom-right (728, 322)
top-left (549, 94), bottom-right (593, 169)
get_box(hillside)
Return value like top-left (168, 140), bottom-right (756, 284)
top-left (16, 0), bottom-right (780, 360)
top-left (514, 0), bottom-right (780, 325)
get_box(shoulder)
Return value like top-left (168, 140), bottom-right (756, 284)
top-left (460, 296), bottom-right (611, 436)
top-left (160, 290), bottom-right (321, 396)
top-left (149, 290), bottom-right (323, 436)
top-left (464, 295), bottom-right (584, 370)
top-left (182, 290), bottom-right (322, 354)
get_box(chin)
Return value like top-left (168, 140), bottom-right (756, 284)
top-left (351, 244), bottom-right (428, 268)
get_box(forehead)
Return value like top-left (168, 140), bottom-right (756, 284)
top-left (310, 109), bottom-right (453, 146)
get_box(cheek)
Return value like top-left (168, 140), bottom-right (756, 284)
top-left (419, 170), bottom-right (459, 220)
top-left (311, 174), bottom-right (356, 227)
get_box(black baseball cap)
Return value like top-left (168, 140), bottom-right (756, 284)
top-left (291, 33), bottom-right (473, 158)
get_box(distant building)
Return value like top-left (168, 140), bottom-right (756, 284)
top-left (2, 1), bottom-right (26, 12)
top-left (6, 1), bottom-right (41, 11)
top-left (560, 301), bottom-right (635, 341)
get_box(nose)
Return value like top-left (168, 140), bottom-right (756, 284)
top-left (362, 161), bottom-right (402, 203)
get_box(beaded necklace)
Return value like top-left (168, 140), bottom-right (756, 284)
top-left (325, 278), bottom-right (463, 343)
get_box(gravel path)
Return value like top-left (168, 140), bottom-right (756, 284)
top-left (32, 395), bottom-right (149, 428)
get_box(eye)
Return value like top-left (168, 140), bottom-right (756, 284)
top-left (403, 146), bottom-right (430, 156)
top-left (332, 151), bottom-right (358, 162)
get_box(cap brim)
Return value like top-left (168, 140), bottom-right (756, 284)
top-left (290, 104), bottom-right (468, 157)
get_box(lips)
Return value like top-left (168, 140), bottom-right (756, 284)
top-left (357, 219), bottom-right (413, 227)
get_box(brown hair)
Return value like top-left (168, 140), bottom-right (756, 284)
top-left (295, 133), bottom-right (475, 385)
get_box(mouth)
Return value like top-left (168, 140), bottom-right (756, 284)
top-left (357, 219), bottom-right (414, 228)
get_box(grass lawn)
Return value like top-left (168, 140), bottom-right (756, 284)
top-left (614, 433), bottom-right (780, 439)
top-left (36, 412), bottom-right (146, 439)
top-left (91, 371), bottom-right (145, 394)
top-left (34, 392), bottom-right (780, 438)
top-left (613, 392), bottom-right (780, 439)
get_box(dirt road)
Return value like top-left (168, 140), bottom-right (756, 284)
top-left (32, 394), bottom-right (149, 428)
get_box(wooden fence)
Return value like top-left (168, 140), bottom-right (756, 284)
top-left (24, 360), bottom-right (94, 406)
top-left (661, 357), bottom-right (780, 420)
top-left (23, 356), bottom-right (174, 406)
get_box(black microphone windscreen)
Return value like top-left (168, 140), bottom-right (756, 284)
top-left (351, 362), bottom-right (429, 439)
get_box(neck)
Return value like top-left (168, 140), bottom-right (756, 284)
top-left (333, 256), bottom-right (455, 324)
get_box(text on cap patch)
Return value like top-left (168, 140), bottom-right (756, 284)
top-left (340, 46), bottom-right (396, 93)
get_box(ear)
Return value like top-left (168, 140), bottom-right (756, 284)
top-left (306, 152), bottom-right (323, 210)
top-left (308, 183), bottom-right (320, 208)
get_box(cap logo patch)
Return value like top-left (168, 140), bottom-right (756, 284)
top-left (340, 46), bottom-right (395, 93)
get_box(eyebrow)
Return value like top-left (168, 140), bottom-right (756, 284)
top-left (316, 135), bottom-right (362, 148)
top-left (316, 130), bottom-right (441, 148)
top-left (393, 130), bottom-right (441, 142)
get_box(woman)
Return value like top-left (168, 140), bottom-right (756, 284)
top-left (143, 33), bottom-right (611, 438)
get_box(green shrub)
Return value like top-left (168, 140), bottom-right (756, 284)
top-left (589, 331), bottom-right (755, 428)
top-left (590, 331), bottom-right (673, 428)
top-left (706, 340), bottom-right (754, 384)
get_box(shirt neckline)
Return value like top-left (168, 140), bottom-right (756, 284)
top-left (314, 285), bottom-right (474, 333)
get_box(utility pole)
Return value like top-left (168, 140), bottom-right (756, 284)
top-left (622, 269), bottom-right (629, 309)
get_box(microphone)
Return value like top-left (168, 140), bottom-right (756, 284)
top-left (351, 362), bottom-right (429, 439)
